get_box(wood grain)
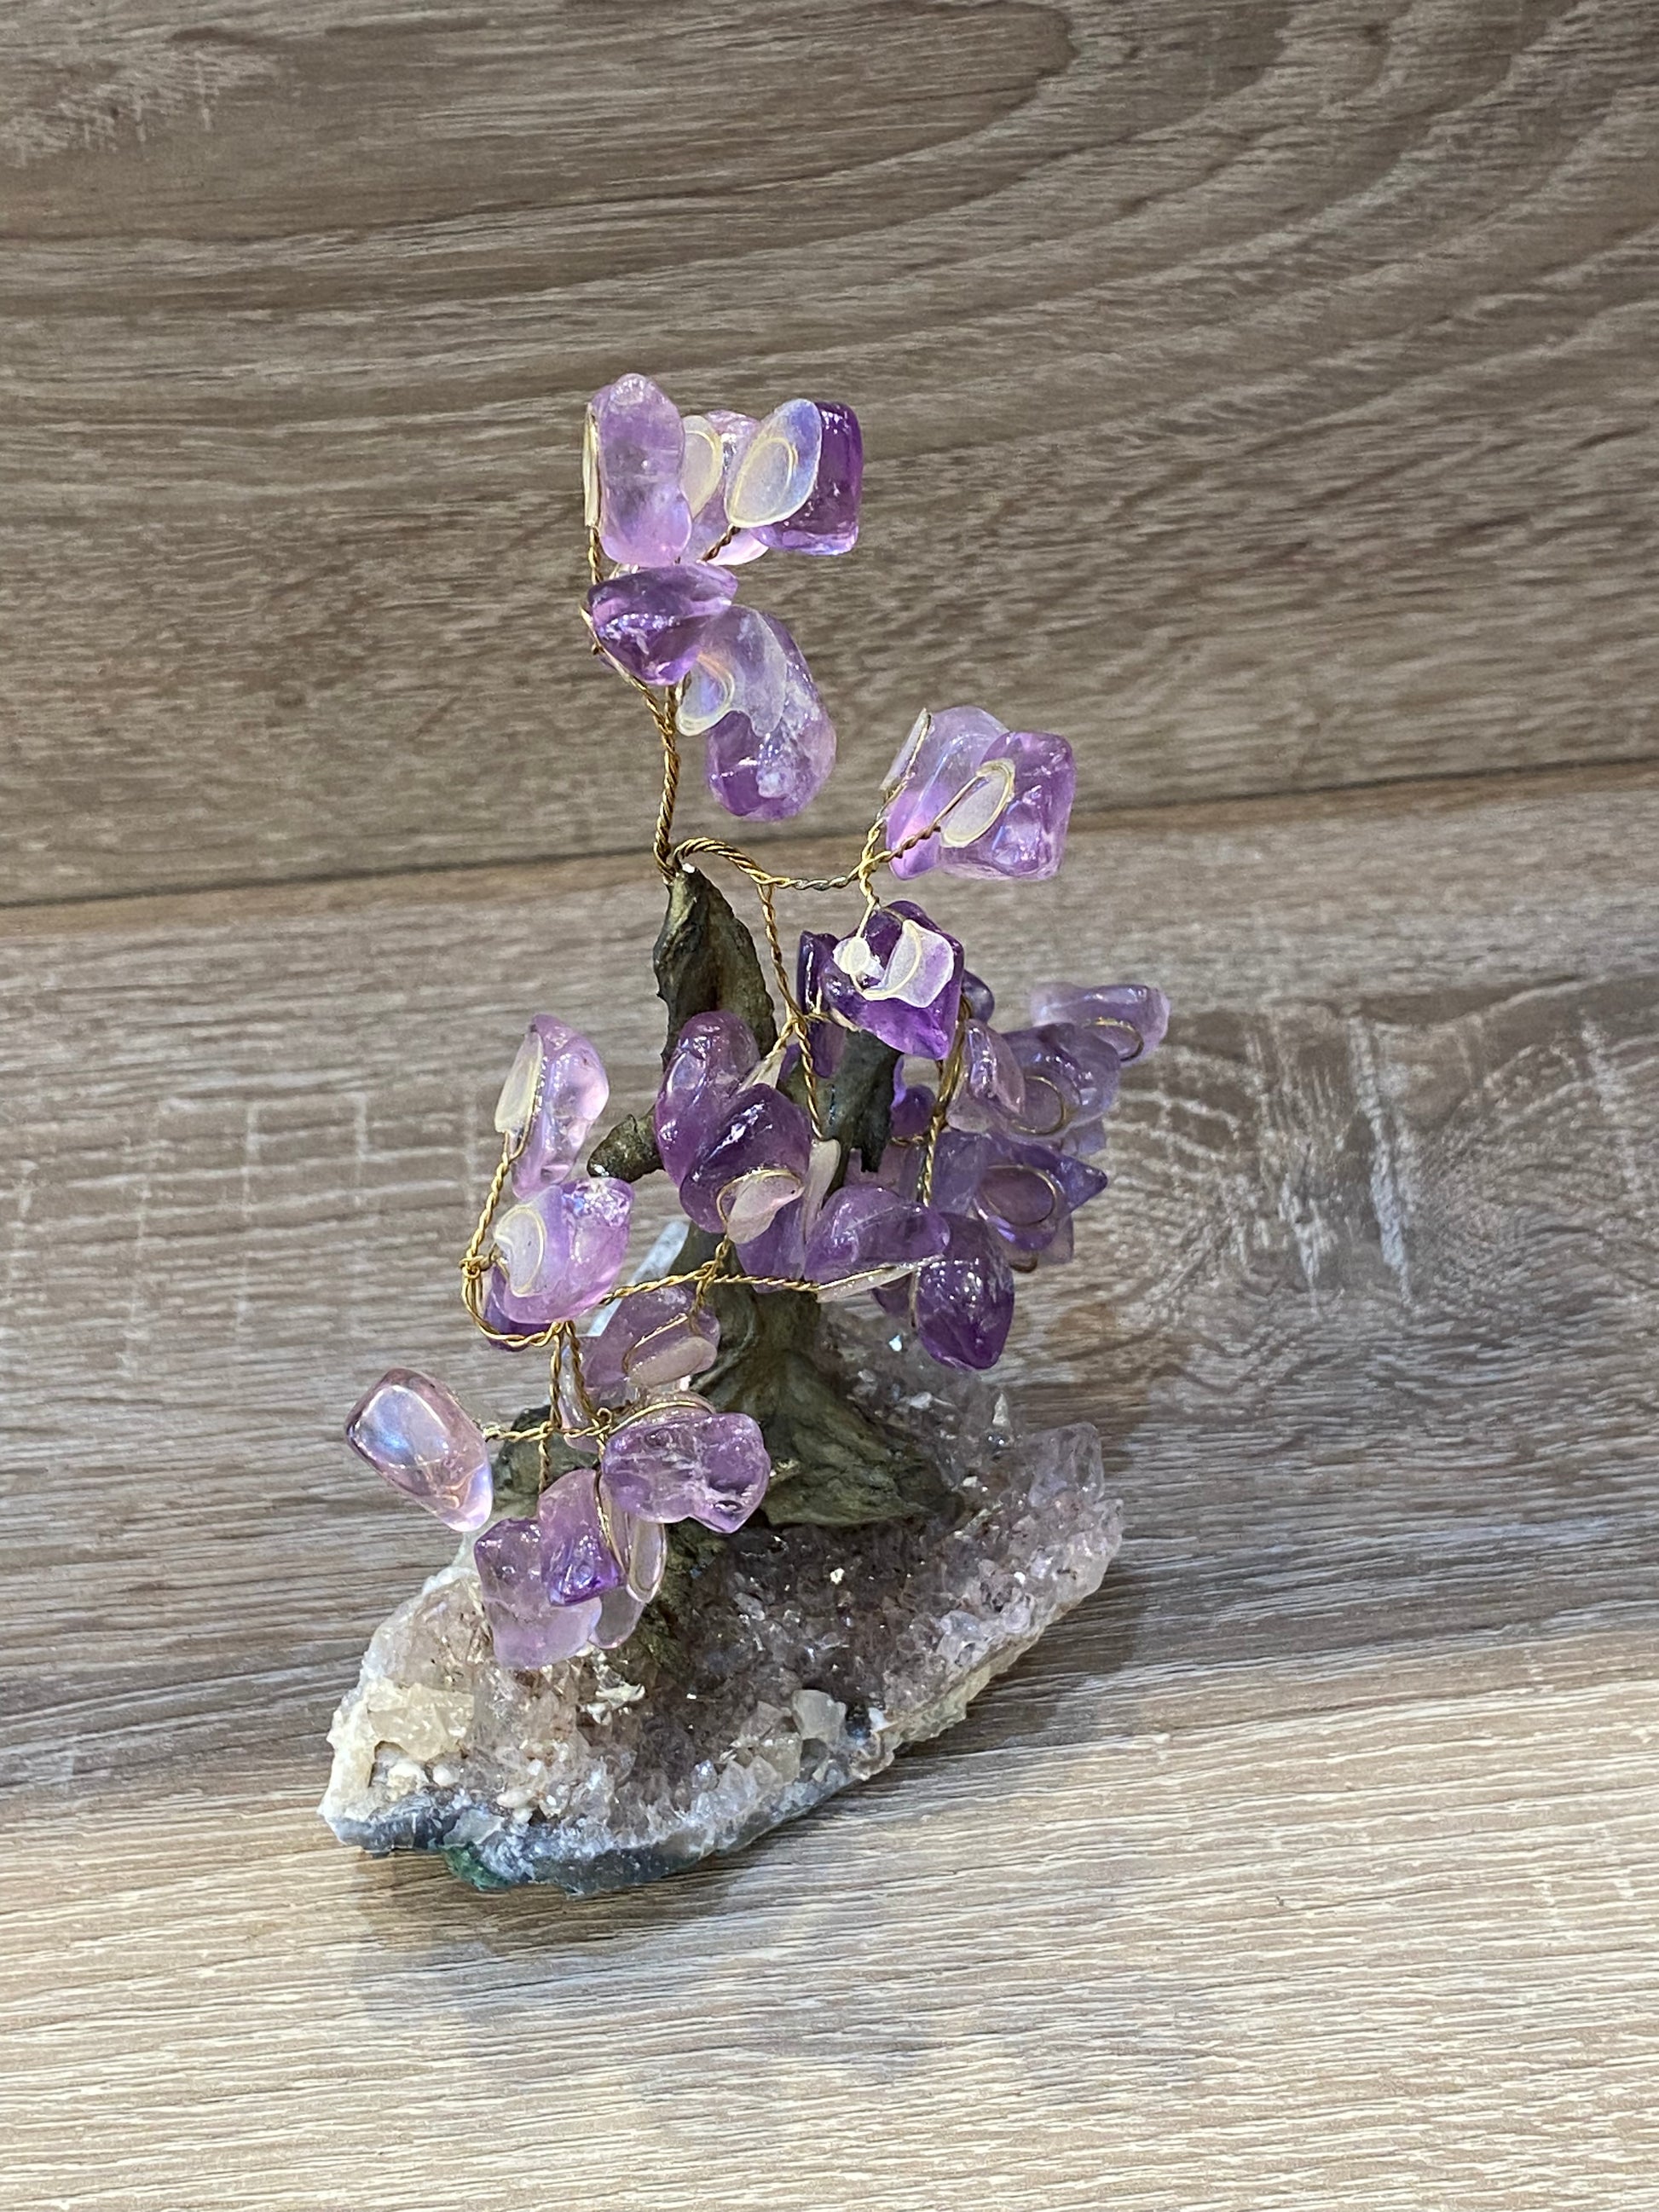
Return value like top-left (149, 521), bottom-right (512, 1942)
top-left (4, 0), bottom-right (1659, 899)
top-left (2, 765), bottom-right (1656, 2207)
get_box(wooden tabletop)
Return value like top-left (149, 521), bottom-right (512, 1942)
top-left (3, 5), bottom-right (1656, 2208)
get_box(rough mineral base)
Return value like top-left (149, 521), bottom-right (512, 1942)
top-left (321, 1318), bottom-right (1122, 1893)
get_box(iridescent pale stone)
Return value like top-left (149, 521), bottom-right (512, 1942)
top-left (654, 1011), bottom-right (759, 1184)
top-left (680, 409), bottom-right (766, 564)
top-left (345, 1368), bottom-right (493, 1531)
top-left (804, 1186), bottom-right (948, 1297)
top-left (583, 1281), bottom-right (720, 1399)
top-left (1028, 981), bottom-right (1171, 1061)
top-left (488, 1175), bottom-right (633, 1328)
top-left (601, 1405), bottom-right (772, 1533)
top-left (679, 607), bottom-right (835, 822)
top-left (584, 563), bottom-right (737, 685)
top-left (885, 706), bottom-right (1074, 882)
top-left (538, 1466), bottom-right (624, 1605)
top-left (799, 901), bottom-right (963, 1058)
top-left (911, 1212), bottom-right (1014, 1372)
top-left (585, 374), bottom-right (691, 569)
top-left (494, 1015), bottom-right (609, 1195)
top-left (474, 1512), bottom-right (601, 1670)
top-left (727, 399), bottom-right (863, 555)
top-left (679, 1085), bottom-right (813, 1240)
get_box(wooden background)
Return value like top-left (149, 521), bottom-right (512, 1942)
top-left (2, 3), bottom-right (1656, 2207)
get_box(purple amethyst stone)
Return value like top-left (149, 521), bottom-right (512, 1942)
top-left (886, 707), bottom-right (1075, 883)
top-left (584, 563), bottom-right (737, 685)
top-left (680, 606), bottom-right (835, 822)
top-left (600, 1405), bottom-right (772, 1534)
top-left (799, 901), bottom-right (964, 1060)
top-left (585, 374), bottom-right (691, 569)
top-left (474, 1513), bottom-right (601, 1671)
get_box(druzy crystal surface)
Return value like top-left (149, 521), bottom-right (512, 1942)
top-left (494, 1016), bottom-right (609, 1195)
top-left (584, 564), bottom-right (737, 685)
top-left (321, 1314), bottom-right (1121, 1893)
top-left (345, 1369), bottom-right (493, 1532)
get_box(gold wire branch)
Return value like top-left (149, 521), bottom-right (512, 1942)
top-left (461, 525), bottom-right (981, 1451)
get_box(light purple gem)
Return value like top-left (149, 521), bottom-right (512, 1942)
top-left (537, 1465), bottom-right (624, 1605)
top-left (680, 409), bottom-right (766, 564)
top-left (585, 374), bottom-right (691, 569)
top-left (654, 1011), bottom-right (759, 1184)
top-left (727, 399), bottom-right (863, 556)
top-left (494, 1015), bottom-right (609, 1196)
top-left (475, 1512), bottom-right (600, 1670)
top-left (805, 1186), bottom-right (949, 1297)
top-left (583, 1281), bottom-right (720, 1400)
top-left (679, 1085), bottom-right (813, 1241)
top-left (601, 1405), bottom-right (772, 1533)
top-left (680, 607), bottom-right (835, 822)
top-left (949, 1017), bottom-right (1026, 1133)
top-left (1029, 981), bottom-right (1171, 1061)
top-left (733, 1135), bottom-right (839, 1280)
top-left (912, 1213), bottom-right (1014, 1372)
top-left (488, 1175), bottom-right (633, 1328)
top-left (886, 706), bottom-right (1075, 883)
top-left (1002, 1024), bottom-right (1123, 1135)
top-left (345, 1367), bottom-right (493, 1532)
top-left (584, 563), bottom-right (737, 685)
top-left (799, 900), bottom-right (963, 1060)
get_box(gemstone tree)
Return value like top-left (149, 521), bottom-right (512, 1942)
top-left (342, 370), bottom-right (1168, 1674)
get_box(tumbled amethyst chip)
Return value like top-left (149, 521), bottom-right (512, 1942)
top-left (584, 374), bottom-right (692, 569)
top-left (1029, 981), bottom-right (1171, 1061)
top-left (583, 1281), bottom-right (720, 1399)
top-left (584, 563), bottom-right (737, 685)
top-left (725, 399), bottom-right (863, 556)
top-left (654, 1011), bottom-right (760, 1185)
top-left (474, 1512), bottom-right (601, 1671)
top-left (346, 1368), bottom-right (494, 1531)
top-left (488, 1175), bottom-right (633, 1329)
top-left (804, 1186), bottom-right (949, 1297)
top-left (538, 1466), bottom-right (625, 1606)
top-left (601, 1405), bottom-right (772, 1533)
top-left (494, 1014), bottom-right (609, 1195)
top-left (886, 706), bottom-right (1074, 883)
top-left (799, 900), bottom-right (964, 1060)
top-left (910, 1212), bottom-right (1015, 1372)
top-left (679, 1084), bottom-right (813, 1242)
top-left (680, 606), bottom-right (836, 822)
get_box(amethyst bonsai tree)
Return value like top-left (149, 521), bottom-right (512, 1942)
top-left (323, 376), bottom-right (1167, 1889)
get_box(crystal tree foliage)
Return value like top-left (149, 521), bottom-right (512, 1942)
top-left (344, 373), bottom-right (1169, 1672)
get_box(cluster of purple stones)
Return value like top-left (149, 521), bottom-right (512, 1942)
top-left (344, 375), bottom-right (1168, 1672)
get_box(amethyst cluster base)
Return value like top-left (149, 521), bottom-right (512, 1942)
top-left (320, 1313), bottom-right (1121, 1894)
